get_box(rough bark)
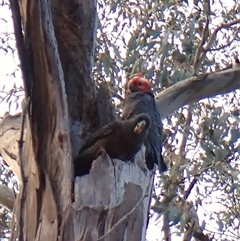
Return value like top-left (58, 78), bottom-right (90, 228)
top-left (50, 0), bottom-right (100, 157)
top-left (10, 0), bottom-right (72, 240)
top-left (51, 0), bottom-right (98, 123)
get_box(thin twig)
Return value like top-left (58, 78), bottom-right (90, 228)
top-left (178, 106), bottom-right (192, 157)
top-left (193, 0), bottom-right (210, 75)
top-left (203, 18), bottom-right (240, 52)
top-left (203, 38), bottom-right (235, 53)
top-left (183, 177), bottom-right (198, 200)
top-left (198, 18), bottom-right (240, 68)
top-left (96, 194), bottom-right (148, 241)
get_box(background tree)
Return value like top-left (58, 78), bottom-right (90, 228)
top-left (0, 0), bottom-right (240, 240)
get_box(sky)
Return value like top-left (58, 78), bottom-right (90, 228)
top-left (0, 3), bottom-right (24, 117)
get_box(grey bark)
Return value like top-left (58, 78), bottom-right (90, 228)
top-left (73, 149), bottom-right (152, 241)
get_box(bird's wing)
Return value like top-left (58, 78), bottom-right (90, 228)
top-left (79, 121), bottom-right (119, 153)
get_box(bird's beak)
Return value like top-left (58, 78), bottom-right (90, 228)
top-left (134, 120), bottom-right (146, 134)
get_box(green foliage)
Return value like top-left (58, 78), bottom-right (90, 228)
top-left (153, 95), bottom-right (240, 240)
top-left (95, 0), bottom-right (240, 90)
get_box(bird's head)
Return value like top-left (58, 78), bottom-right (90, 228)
top-left (132, 113), bottom-right (151, 135)
top-left (126, 73), bottom-right (152, 95)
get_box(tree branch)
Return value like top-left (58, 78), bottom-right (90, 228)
top-left (193, 231), bottom-right (211, 241)
top-left (193, 0), bottom-right (210, 75)
top-left (182, 219), bottom-right (195, 241)
top-left (199, 18), bottom-right (240, 62)
top-left (156, 67), bottom-right (240, 118)
top-left (183, 177), bottom-right (198, 200)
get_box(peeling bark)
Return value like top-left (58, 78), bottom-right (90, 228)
top-left (0, 113), bottom-right (23, 184)
top-left (9, 0), bottom-right (72, 240)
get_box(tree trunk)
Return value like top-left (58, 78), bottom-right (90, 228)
top-left (9, 0), bottom-right (152, 240)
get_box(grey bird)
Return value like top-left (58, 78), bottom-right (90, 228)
top-left (122, 73), bottom-right (167, 172)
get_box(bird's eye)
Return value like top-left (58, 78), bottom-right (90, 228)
top-left (138, 81), bottom-right (142, 86)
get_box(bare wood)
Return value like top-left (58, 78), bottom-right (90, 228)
top-left (9, 0), bottom-right (72, 240)
top-left (73, 148), bottom-right (153, 241)
top-left (0, 113), bottom-right (22, 184)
